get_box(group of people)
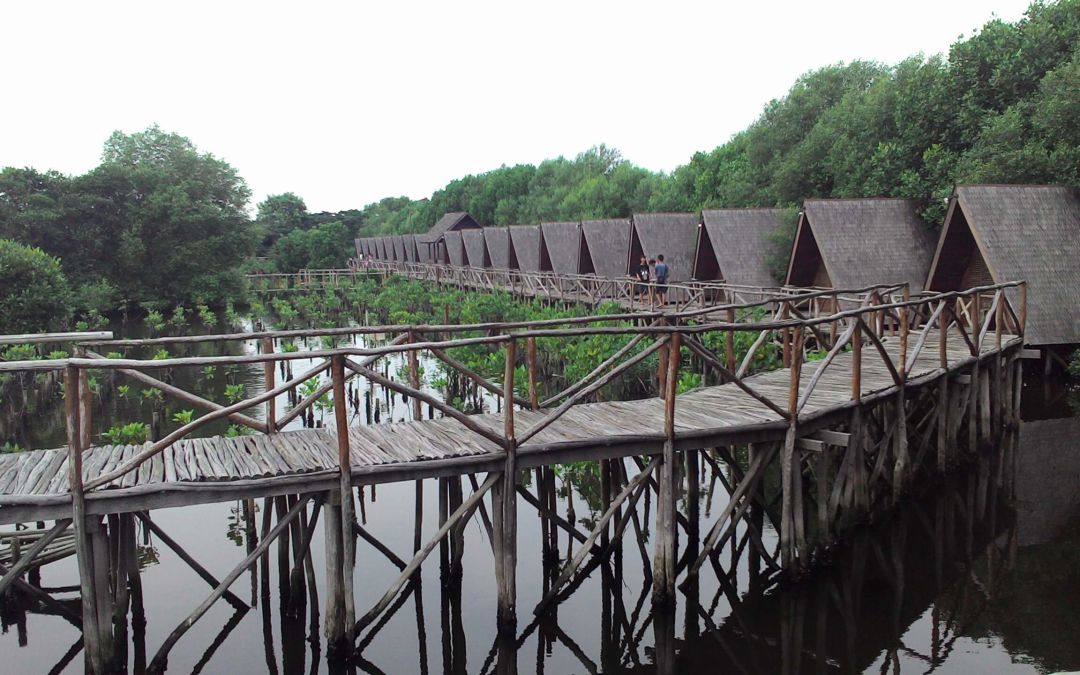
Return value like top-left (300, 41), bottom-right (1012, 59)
top-left (633, 254), bottom-right (670, 305)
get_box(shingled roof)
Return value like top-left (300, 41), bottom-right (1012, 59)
top-left (461, 229), bottom-right (490, 267)
top-left (926, 185), bottom-right (1080, 346)
top-left (404, 234), bottom-right (419, 262)
top-left (444, 230), bottom-right (467, 267)
top-left (391, 235), bottom-right (405, 262)
top-left (698, 209), bottom-right (783, 287)
top-left (630, 213), bottom-right (699, 283)
top-left (541, 222), bottom-right (583, 275)
top-left (416, 212), bottom-right (481, 244)
top-left (786, 198), bottom-right (936, 292)
top-left (484, 227), bottom-right (511, 269)
top-left (582, 218), bottom-right (632, 279)
top-left (510, 225), bottom-right (544, 271)
top-left (376, 237), bottom-right (389, 260)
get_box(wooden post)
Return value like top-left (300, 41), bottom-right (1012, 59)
top-left (725, 308), bottom-right (736, 373)
top-left (938, 304), bottom-right (950, 469)
top-left (494, 339), bottom-right (518, 632)
top-left (657, 332), bottom-right (670, 399)
top-left (893, 288), bottom-right (910, 500)
top-left (330, 356), bottom-right (356, 650)
top-left (526, 336), bottom-right (539, 410)
top-left (851, 321), bottom-right (862, 402)
top-left (67, 366), bottom-right (105, 674)
top-left (262, 337), bottom-right (276, 433)
top-left (781, 302), bottom-right (791, 368)
top-left (781, 329), bottom-right (804, 571)
top-left (74, 347), bottom-right (93, 449)
top-left (1019, 283), bottom-right (1027, 337)
top-left (653, 331), bottom-right (679, 608)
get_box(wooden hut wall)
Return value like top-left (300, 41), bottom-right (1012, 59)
top-left (788, 198), bottom-right (935, 292)
top-left (693, 226), bottom-right (721, 281)
top-left (485, 227), bottom-right (511, 269)
top-left (630, 213), bottom-right (699, 283)
top-left (926, 184), bottom-right (1080, 346)
top-left (462, 229), bottom-right (490, 267)
top-left (699, 209), bottom-right (783, 287)
top-left (540, 222), bottom-right (582, 275)
top-left (444, 231), bottom-right (467, 267)
top-left (581, 219), bottom-right (631, 279)
top-left (510, 225), bottom-right (543, 272)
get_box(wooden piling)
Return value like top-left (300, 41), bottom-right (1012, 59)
top-left (653, 331), bottom-right (679, 607)
top-left (262, 337), bottom-right (276, 432)
top-left (330, 355), bottom-right (356, 650)
top-left (494, 339), bottom-right (518, 631)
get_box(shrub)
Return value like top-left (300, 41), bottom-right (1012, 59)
top-left (0, 239), bottom-right (73, 334)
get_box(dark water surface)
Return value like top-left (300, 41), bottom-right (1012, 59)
top-left (2, 338), bottom-right (1079, 672)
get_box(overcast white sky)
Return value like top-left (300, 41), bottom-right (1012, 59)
top-left (2, 1), bottom-right (1033, 213)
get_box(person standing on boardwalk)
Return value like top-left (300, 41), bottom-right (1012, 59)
top-left (635, 254), bottom-right (651, 302)
top-left (654, 254), bottom-right (669, 306)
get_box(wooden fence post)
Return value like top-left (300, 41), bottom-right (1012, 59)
top-left (526, 336), bottom-right (539, 410)
top-left (781, 328), bottom-right (804, 571)
top-left (328, 355), bottom-right (356, 653)
top-left (67, 365), bottom-right (106, 674)
top-left (494, 339), bottom-right (518, 633)
top-left (653, 331), bottom-right (680, 609)
top-left (725, 308), bottom-right (736, 374)
top-left (262, 337), bottom-right (276, 433)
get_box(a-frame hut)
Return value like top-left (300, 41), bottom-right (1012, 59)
top-left (510, 225), bottom-right (548, 272)
top-left (786, 198), bottom-right (936, 292)
top-left (462, 228), bottom-right (490, 267)
top-left (541, 221), bottom-right (584, 275)
top-left (485, 227), bottom-right (511, 269)
top-left (392, 235), bottom-right (406, 262)
top-left (416, 212), bottom-right (481, 264)
top-left (696, 208), bottom-right (783, 287)
top-left (354, 239), bottom-right (363, 259)
top-left (376, 237), bottom-right (389, 260)
top-left (581, 218), bottom-right (631, 279)
top-left (444, 230), bottom-right (467, 267)
top-left (630, 213), bottom-right (699, 283)
top-left (404, 234), bottom-right (419, 263)
top-left (926, 185), bottom-right (1080, 347)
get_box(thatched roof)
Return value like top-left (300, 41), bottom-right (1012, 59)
top-left (404, 234), bottom-right (419, 262)
top-left (541, 221), bottom-right (582, 275)
top-left (927, 185), bottom-right (1080, 346)
top-left (787, 198), bottom-right (935, 292)
top-left (444, 230), bottom-right (466, 267)
top-left (699, 209), bottom-right (782, 287)
top-left (631, 213), bottom-right (699, 282)
top-left (354, 239), bottom-right (363, 258)
top-left (376, 237), bottom-right (389, 260)
top-left (510, 225), bottom-right (543, 272)
top-left (485, 227), bottom-right (511, 269)
top-left (416, 212), bottom-right (481, 244)
top-left (582, 218), bottom-right (631, 278)
top-left (391, 235), bottom-right (405, 261)
top-left (461, 229), bottom-right (489, 267)
top-left (1016, 417), bottom-right (1080, 546)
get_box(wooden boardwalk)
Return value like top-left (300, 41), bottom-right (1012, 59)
top-left (0, 329), bottom-right (1018, 524)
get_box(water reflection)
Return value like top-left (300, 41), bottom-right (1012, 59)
top-left (2, 400), bottom-right (1079, 673)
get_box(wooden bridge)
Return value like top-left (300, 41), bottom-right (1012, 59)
top-left (246, 261), bottom-right (798, 312)
top-left (0, 280), bottom-right (1026, 673)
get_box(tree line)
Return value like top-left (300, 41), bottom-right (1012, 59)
top-left (2, 0), bottom-right (1077, 333)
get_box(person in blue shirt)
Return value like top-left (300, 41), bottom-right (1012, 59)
top-left (654, 254), bottom-right (669, 305)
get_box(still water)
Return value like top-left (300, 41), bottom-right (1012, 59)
top-left (1, 321), bottom-right (1078, 673)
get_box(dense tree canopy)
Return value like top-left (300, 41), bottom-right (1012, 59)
top-left (0, 126), bottom-right (255, 310)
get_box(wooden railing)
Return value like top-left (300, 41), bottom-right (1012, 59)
top-left (0, 281), bottom-right (1023, 496)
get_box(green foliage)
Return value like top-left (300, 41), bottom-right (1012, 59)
top-left (141, 388), bottom-right (164, 402)
top-left (0, 125), bottom-right (255, 310)
top-left (1068, 349), bottom-right (1080, 378)
top-left (172, 409), bottom-right (195, 425)
top-left (270, 219), bottom-right (352, 272)
top-left (145, 309), bottom-right (166, 332)
top-left (224, 383), bottom-right (246, 403)
top-left (1, 442), bottom-right (23, 454)
top-left (196, 303), bottom-right (217, 326)
top-left (0, 239), bottom-right (73, 333)
top-left (170, 306), bottom-right (187, 327)
top-left (117, 384), bottom-right (132, 398)
top-left (102, 422), bottom-right (149, 445)
top-left (151, 348), bottom-right (170, 360)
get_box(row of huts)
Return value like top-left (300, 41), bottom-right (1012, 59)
top-left (356, 185), bottom-right (1080, 347)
